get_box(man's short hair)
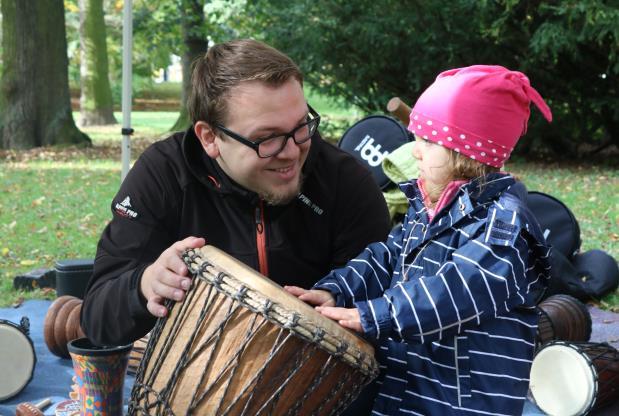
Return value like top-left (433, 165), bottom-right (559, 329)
top-left (188, 39), bottom-right (304, 126)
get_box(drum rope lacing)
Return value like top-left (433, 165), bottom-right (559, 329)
top-left (128, 248), bottom-right (377, 415)
top-left (182, 249), bottom-right (378, 378)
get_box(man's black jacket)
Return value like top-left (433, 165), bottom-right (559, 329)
top-left (81, 128), bottom-right (390, 345)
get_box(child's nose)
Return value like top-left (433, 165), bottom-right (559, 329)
top-left (412, 142), bottom-right (421, 160)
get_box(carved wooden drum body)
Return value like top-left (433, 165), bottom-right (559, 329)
top-left (129, 246), bottom-right (378, 415)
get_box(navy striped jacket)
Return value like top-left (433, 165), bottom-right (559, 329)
top-left (314, 174), bottom-right (551, 416)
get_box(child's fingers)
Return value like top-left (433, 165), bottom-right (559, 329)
top-left (316, 306), bottom-right (350, 321)
top-left (339, 320), bottom-right (364, 333)
top-left (299, 291), bottom-right (331, 306)
top-left (283, 285), bottom-right (307, 297)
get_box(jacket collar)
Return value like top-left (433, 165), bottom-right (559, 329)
top-left (399, 173), bottom-right (518, 240)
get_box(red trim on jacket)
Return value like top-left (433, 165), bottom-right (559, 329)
top-left (255, 200), bottom-right (269, 277)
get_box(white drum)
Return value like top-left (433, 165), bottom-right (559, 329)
top-left (529, 341), bottom-right (619, 416)
top-left (0, 318), bottom-right (36, 400)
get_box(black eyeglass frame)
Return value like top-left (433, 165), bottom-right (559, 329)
top-left (214, 105), bottom-right (321, 158)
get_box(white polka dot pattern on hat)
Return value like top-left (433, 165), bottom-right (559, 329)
top-left (408, 110), bottom-right (513, 167)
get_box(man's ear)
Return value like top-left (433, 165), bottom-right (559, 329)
top-left (194, 121), bottom-right (220, 158)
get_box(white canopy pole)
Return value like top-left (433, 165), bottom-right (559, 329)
top-left (120, 0), bottom-right (133, 181)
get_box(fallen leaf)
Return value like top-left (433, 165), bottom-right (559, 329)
top-left (1, 247), bottom-right (8, 256)
top-left (12, 297), bottom-right (24, 308)
top-left (20, 259), bottom-right (36, 266)
top-left (42, 287), bottom-right (56, 296)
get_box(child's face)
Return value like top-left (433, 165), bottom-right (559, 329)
top-left (412, 136), bottom-right (453, 198)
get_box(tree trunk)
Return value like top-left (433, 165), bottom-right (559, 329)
top-left (171, 0), bottom-right (208, 132)
top-left (78, 0), bottom-right (117, 126)
top-left (0, 0), bottom-right (90, 149)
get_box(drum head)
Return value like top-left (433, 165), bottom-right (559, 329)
top-left (0, 322), bottom-right (36, 400)
top-left (530, 343), bottom-right (596, 416)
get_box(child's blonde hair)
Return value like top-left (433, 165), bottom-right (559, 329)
top-left (449, 150), bottom-right (500, 182)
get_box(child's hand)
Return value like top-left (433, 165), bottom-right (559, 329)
top-left (316, 306), bottom-right (363, 334)
top-left (284, 286), bottom-right (335, 307)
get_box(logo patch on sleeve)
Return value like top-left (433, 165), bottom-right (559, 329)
top-left (114, 196), bottom-right (138, 218)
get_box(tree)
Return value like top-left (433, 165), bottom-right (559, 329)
top-left (232, 0), bottom-right (618, 159)
top-left (170, 0), bottom-right (209, 131)
top-left (0, 0), bottom-right (90, 149)
top-left (78, 0), bottom-right (117, 126)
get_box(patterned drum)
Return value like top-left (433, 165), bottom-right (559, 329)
top-left (129, 245), bottom-right (378, 415)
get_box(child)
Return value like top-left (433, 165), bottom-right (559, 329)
top-left (286, 65), bottom-right (553, 415)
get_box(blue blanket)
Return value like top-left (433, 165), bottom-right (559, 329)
top-left (1, 299), bottom-right (617, 415)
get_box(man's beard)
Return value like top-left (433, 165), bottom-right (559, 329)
top-left (259, 173), bottom-right (305, 206)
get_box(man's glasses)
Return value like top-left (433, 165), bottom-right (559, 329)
top-left (215, 105), bottom-right (321, 158)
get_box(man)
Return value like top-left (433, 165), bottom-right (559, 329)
top-left (81, 39), bottom-right (390, 345)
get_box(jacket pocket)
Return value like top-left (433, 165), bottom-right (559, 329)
top-left (455, 335), bottom-right (471, 407)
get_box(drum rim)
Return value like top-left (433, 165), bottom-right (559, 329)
top-left (531, 340), bottom-right (600, 415)
top-left (67, 337), bottom-right (133, 356)
top-left (0, 319), bottom-right (36, 401)
top-left (182, 246), bottom-right (379, 378)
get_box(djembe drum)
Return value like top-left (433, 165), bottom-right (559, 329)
top-left (529, 341), bottom-right (619, 415)
top-left (129, 246), bottom-right (379, 416)
top-left (0, 317), bottom-right (35, 401)
top-left (536, 294), bottom-right (592, 348)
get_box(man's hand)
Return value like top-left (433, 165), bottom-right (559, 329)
top-left (284, 286), bottom-right (335, 307)
top-left (316, 306), bottom-right (363, 333)
top-left (140, 236), bottom-right (205, 317)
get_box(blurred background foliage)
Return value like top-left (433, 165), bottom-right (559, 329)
top-left (56, 0), bottom-right (619, 159)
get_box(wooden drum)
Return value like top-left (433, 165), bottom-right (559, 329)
top-left (530, 341), bottom-right (619, 415)
top-left (536, 294), bottom-right (591, 349)
top-left (129, 246), bottom-right (379, 415)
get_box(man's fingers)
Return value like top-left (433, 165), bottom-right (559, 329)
top-left (151, 274), bottom-right (187, 302)
top-left (147, 296), bottom-right (167, 318)
top-left (172, 236), bottom-right (206, 254)
top-left (156, 267), bottom-right (190, 291)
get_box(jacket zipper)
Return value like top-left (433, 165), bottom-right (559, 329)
top-left (255, 200), bottom-right (269, 277)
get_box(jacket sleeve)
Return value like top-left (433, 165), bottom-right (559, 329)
top-left (313, 218), bottom-right (406, 307)
top-left (355, 207), bottom-right (538, 344)
top-left (81, 151), bottom-right (179, 346)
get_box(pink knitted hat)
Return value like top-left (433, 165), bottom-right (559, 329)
top-left (409, 65), bottom-right (552, 167)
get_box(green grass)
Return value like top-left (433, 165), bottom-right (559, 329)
top-left (1, 113), bottom-right (178, 306)
top-left (72, 111), bottom-right (180, 143)
top-left (1, 110), bottom-right (618, 311)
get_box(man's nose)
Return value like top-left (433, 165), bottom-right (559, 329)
top-left (276, 135), bottom-right (302, 158)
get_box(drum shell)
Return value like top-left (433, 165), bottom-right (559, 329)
top-left (130, 246), bottom-right (378, 415)
top-left (0, 319), bottom-right (36, 401)
top-left (43, 296), bottom-right (85, 358)
top-left (530, 341), bottom-right (619, 415)
top-left (536, 294), bottom-right (591, 348)
top-left (127, 333), bottom-right (150, 376)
